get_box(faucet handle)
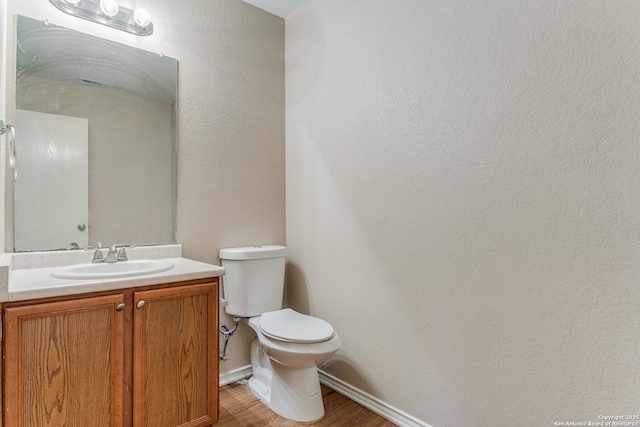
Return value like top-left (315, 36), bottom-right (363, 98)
top-left (110, 244), bottom-right (133, 261)
top-left (92, 248), bottom-right (104, 263)
top-left (117, 247), bottom-right (128, 261)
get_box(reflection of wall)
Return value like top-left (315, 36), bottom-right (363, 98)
top-left (18, 76), bottom-right (173, 247)
top-left (4, 0), bottom-right (285, 382)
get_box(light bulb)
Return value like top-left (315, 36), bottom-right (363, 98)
top-left (99, 0), bottom-right (119, 17)
top-left (64, 0), bottom-right (81, 5)
top-left (133, 8), bottom-right (151, 27)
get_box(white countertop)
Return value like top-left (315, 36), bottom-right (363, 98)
top-left (3, 245), bottom-right (225, 302)
top-left (9, 257), bottom-right (224, 301)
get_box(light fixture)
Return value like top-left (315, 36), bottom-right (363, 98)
top-left (99, 0), bottom-right (118, 17)
top-left (133, 8), bottom-right (151, 27)
top-left (49, 0), bottom-right (153, 36)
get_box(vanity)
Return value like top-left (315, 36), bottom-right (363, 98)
top-left (3, 14), bottom-right (224, 426)
top-left (0, 245), bottom-right (224, 427)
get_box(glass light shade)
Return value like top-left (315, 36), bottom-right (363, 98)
top-left (133, 8), bottom-right (151, 27)
top-left (64, 0), bottom-right (81, 5)
top-left (99, 0), bottom-right (119, 17)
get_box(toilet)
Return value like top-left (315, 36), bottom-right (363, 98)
top-left (219, 245), bottom-right (341, 423)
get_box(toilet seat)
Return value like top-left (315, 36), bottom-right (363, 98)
top-left (259, 308), bottom-right (334, 343)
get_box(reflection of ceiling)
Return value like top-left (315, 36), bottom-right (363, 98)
top-left (240, 0), bottom-right (309, 18)
top-left (16, 16), bottom-right (177, 104)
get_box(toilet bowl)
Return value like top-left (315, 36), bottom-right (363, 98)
top-left (219, 246), bottom-right (341, 423)
top-left (245, 310), bottom-right (341, 422)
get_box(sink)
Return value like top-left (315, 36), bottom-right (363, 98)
top-left (51, 260), bottom-right (174, 280)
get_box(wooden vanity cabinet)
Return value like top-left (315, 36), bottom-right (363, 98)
top-left (4, 294), bottom-right (125, 427)
top-left (133, 283), bottom-right (218, 427)
top-left (3, 279), bottom-right (219, 427)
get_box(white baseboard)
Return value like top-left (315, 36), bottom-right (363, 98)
top-left (318, 369), bottom-right (432, 427)
top-left (219, 366), bottom-right (430, 427)
top-left (219, 364), bottom-right (252, 386)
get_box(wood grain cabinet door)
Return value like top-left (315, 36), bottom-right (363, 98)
top-left (132, 283), bottom-right (218, 427)
top-left (4, 294), bottom-right (125, 427)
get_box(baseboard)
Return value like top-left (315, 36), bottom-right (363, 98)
top-left (318, 369), bottom-right (432, 427)
top-left (219, 364), bottom-right (252, 386)
top-left (220, 366), bottom-right (430, 427)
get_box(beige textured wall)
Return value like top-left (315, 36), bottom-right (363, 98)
top-left (286, 1), bottom-right (640, 426)
top-left (3, 0), bottom-right (284, 376)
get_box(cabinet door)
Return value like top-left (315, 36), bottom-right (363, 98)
top-left (4, 294), bottom-right (125, 427)
top-left (133, 283), bottom-right (218, 427)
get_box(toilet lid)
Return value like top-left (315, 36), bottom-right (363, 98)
top-left (259, 309), bottom-right (334, 343)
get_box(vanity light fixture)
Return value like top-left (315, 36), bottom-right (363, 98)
top-left (49, 0), bottom-right (153, 36)
top-left (99, 0), bottom-right (119, 17)
top-left (133, 8), bottom-right (151, 27)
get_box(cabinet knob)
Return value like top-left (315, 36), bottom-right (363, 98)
top-left (136, 300), bottom-right (145, 309)
top-left (115, 303), bottom-right (125, 311)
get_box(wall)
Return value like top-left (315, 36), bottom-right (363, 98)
top-left (3, 0), bottom-right (284, 378)
top-left (286, 1), bottom-right (640, 426)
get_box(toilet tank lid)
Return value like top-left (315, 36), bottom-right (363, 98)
top-left (219, 245), bottom-right (287, 260)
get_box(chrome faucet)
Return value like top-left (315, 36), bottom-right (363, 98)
top-left (92, 243), bottom-right (131, 263)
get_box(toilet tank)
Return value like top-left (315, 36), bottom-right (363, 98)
top-left (219, 245), bottom-right (287, 317)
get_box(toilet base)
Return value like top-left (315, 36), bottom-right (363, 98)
top-left (269, 363), bottom-right (324, 423)
top-left (248, 340), bottom-right (325, 423)
top-left (248, 367), bottom-right (272, 404)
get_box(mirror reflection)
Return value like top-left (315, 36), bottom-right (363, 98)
top-left (15, 15), bottom-right (177, 252)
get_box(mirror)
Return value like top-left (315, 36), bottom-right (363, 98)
top-left (15, 15), bottom-right (177, 252)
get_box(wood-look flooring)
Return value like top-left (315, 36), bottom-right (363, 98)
top-left (218, 382), bottom-right (398, 426)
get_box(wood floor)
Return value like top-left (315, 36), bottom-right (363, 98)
top-left (217, 382), bottom-right (397, 426)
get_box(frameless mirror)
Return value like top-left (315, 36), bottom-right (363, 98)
top-left (15, 15), bottom-right (177, 252)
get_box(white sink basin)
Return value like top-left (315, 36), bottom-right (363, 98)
top-left (51, 260), bottom-right (174, 280)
